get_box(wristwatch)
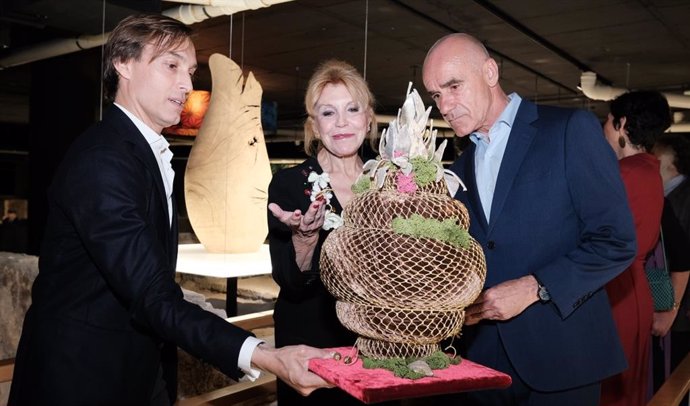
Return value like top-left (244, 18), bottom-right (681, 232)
top-left (537, 282), bottom-right (551, 303)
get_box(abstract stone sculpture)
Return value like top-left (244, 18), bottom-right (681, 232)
top-left (185, 54), bottom-right (272, 253)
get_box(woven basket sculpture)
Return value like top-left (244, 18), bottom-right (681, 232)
top-left (320, 85), bottom-right (487, 359)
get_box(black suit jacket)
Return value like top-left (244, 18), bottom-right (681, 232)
top-left (668, 177), bottom-right (690, 236)
top-left (667, 177), bottom-right (690, 330)
top-left (10, 106), bottom-right (252, 405)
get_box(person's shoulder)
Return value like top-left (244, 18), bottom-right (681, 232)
top-left (59, 119), bottom-right (146, 183)
top-left (75, 108), bottom-right (148, 159)
top-left (272, 157), bottom-right (316, 181)
top-left (619, 154), bottom-right (661, 181)
top-left (534, 102), bottom-right (596, 123)
top-left (532, 103), bottom-right (605, 143)
top-left (268, 158), bottom-right (316, 197)
top-left (670, 178), bottom-right (690, 201)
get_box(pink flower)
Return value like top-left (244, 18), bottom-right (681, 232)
top-left (396, 172), bottom-right (417, 194)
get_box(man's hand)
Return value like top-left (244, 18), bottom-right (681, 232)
top-left (652, 309), bottom-right (678, 337)
top-left (251, 344), bottom-right (335, 396)
top-left (464, 275), bottom-right (540, 325)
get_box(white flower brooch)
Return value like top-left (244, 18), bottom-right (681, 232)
top-left (307, 171), bottom-right (343, 230)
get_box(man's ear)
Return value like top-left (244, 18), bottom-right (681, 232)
top-left (113, 58), bottom-right (132, 81)
top-left (484, 58), bottom-right (500, 87)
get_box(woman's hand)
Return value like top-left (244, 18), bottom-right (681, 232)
top-left (269, 201), bottom-right (327, 271)
top-left (652, 309), bottom-right (678, 337)
top-left (268, 201), bottom-right (326, 235)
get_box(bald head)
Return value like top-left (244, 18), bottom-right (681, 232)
top-left (424, 33), bottom-right (490, 72)
top-left (422, 33), bottom-right (507, 136)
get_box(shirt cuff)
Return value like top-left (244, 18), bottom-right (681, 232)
top-left (238, 336), bottom-right (264, 381)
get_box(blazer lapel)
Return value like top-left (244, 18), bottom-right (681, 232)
top-left (487, 100), bottom-right (538, 233)
top-left (107, 107), bottom-right (171, 224)
top-left (463, 149), bottom-right (489, 231)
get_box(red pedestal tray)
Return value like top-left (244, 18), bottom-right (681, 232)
top-left (309, 347), bottom-right (512, 404)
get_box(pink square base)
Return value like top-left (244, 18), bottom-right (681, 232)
top-left (308, 347), bottom-right (512, 404)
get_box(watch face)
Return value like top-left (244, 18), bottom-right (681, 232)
top-left (538, 285), bottom-right (550, 302)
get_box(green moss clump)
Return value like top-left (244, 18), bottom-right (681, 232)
top-left (410, 157), bottom-right (437, 187)
top-left (351, 176), bottom-right (372, 194)
top-left (391, 214), bottom-right (470, 248)
top-left (362, 357), bottom-right (426, 379)
top-left (361, 352), bottom-right (461, 380)
top-left (426, 350), bottom-right (462, 369)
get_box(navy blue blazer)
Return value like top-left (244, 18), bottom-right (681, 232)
top-left (450, 99), bottom-right (636, 391)
top-left (10, 106), bottom-right (252, 405)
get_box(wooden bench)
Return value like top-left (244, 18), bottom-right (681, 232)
top-left (647, 352), bottom-right (690, 406)
top-left (0, 357), bottom-right (14, 384)
top-left (227, 309), bottom-right (274, 331)
top-left (176, 373), bottom-right (276, 406)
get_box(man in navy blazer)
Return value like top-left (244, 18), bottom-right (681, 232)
top-left (10, 14), bottom-right (331, 405)
top-left (422, 34), bottom-right (636, 405)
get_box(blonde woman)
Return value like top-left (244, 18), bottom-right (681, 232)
top-left (268, 60), bottom-right (388, 405)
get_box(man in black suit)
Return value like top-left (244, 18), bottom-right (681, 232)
top-left (9, 14), bottom-right (331, 405)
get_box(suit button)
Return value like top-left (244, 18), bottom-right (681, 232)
top-left (487, 241), bottom-right (495, 249)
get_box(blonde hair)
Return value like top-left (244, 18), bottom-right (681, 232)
top-left (303, 59), bottom-right (377, 156)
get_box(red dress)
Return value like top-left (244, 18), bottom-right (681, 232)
top-left (601, 153), bottom-right (663, 406)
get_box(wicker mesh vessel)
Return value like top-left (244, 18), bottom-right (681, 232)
top-left (321, 166), bottom-right (486, 359)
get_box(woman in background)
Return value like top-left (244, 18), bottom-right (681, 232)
top-left (650, 133), bottom-right (690, 398)
top-left (267, 59), bottom-right (379, 405)
top-left (600, 90), bottom-right (669, 406)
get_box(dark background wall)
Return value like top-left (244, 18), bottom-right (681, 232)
top-left (26, 48), bottom-right (102, 254)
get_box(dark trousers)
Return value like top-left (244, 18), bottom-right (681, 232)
top-left (425, 330), bottom-right (600, 406)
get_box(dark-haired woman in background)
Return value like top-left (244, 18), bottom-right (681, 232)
top-left (600, 90), bottom-right (669, 406)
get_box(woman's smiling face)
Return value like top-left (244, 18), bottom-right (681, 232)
top-left (312, 82), bottom-right (370, 158)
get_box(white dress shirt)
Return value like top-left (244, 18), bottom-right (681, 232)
top-left (469, 93), bottom-right (522, 222)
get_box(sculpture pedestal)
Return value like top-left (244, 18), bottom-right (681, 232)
top-left (176, 244), bottom-right (272, 316)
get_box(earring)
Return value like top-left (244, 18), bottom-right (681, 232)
top-left (618, 136), bottom-right (626, 148)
